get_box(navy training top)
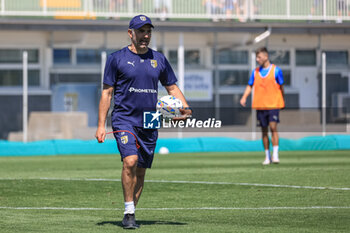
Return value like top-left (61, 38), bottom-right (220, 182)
top-left (103, 46), bottom-right (177, 127)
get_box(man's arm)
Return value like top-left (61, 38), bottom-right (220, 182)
top-left (164, 84), bottom-right (192, 119)
top-left (241, 69), bottom-right (255, 107)
top-left (280, 84), bottom-right (285, 109)
top-left (276, 67), bottom-right (285, 108)
top-left (240, 85), bottom-right (252, 107)
top-left (280, 84), bottom-right (285, 99)
top-left (95, 84), bottom-right (114, 143)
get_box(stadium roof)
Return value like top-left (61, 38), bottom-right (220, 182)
top-left (0, 18), bottom-right (350, 34)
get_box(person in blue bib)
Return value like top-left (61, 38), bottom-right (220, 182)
top-left (95, 15), bottom-right (192, 229)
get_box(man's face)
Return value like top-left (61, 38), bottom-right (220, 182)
top-left (256, 52), bottom-right (269, 66)
top-left (129, 24), bottom-right (152, 49)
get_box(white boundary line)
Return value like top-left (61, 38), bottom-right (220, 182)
top-left (0, 177), bottom-right (349, 191)
top-left (0, 206), bottom-right (349, 211)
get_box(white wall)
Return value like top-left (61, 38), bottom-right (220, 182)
top-left (0, 31), bottom-right (49, 93)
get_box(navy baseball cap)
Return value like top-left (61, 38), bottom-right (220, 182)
top-left (129, 15), bottom-right (154, 29)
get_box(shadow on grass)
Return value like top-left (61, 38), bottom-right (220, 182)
top-left (97, 220), bottom-right (187, 228)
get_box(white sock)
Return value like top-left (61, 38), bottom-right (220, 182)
top-left (273, 146), bottom-right (279, 160)
top-left (124, 201), bottom-right (135, 215)
top-left (265, 150), bottom-right (271, 161)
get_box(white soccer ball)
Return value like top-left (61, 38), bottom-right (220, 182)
top-left (159, 146), bottom-right (169, 154)
top-left (156, 95), bottom-right (183, 119)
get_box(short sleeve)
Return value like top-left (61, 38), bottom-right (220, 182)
top-left (275, 67), bottom-right (284, 85)
top-left (103, 54), bottom-right (117, 87)
top-left (247, 69), bottom-right (255, 86)
top-left (159, 57), bottom-right (177, 86)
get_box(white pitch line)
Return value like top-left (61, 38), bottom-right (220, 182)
top-left (0, 206), bottom-right (349, 211)
top-left (0, 177), bottom-right (349, 191)
top-left (145, 180), bottom-right (350, 191)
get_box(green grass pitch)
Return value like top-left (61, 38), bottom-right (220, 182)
top-left (0, 151), bottom-right (349, 232)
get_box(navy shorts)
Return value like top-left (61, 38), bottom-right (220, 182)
top-left (113, 125), bottom-right (158, 168)
top-left (256, 109), bottom-right (280, 128)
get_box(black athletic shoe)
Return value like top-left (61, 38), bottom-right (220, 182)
top-left (122, 213), bottom-right (139, 229)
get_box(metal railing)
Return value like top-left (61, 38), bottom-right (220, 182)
top-left (0, 0), bottom-right (349, 22)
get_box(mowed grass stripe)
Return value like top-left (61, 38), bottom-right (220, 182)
top-left (1, 206), bottom-right (350, 211)
top-left (0, 151), bottom-right (348, 188)
top-left (0, 177), bottom-right (349, 190)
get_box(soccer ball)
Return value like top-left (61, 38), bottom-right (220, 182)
top-left (159, 146), bottom-right (170, 154)
top-left (156, 95), bottom-right (183, 119)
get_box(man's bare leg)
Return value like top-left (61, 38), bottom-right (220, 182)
top-left (122, 155), bottom-right (138, 209)
top-left (262, 127), bottom-right (271, 164)
top-left (121, 155), bottom-right (139, 229)
top-left (134, 167), bottom-right (146, 206)
top-left (269, 122), bottom-right (280, 163)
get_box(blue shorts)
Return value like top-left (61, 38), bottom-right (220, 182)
top-left (113, 125), bottom-right (158, 168)
top-left (256, 109), bottom-right (280, 128)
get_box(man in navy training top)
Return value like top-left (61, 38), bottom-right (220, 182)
top-left (95, 15), bottom-right (192, 229)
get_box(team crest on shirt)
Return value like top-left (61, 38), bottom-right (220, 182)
top-left (150, 60), bottom-right (157, 68)
top-left (121, 135), bottom-right (128, 144)
top-left (140, 16), bottom-right (146, 21)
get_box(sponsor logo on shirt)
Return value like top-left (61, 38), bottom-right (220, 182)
top-left (150, 60), bottom-right (157, 68)
top-left (128, 87), bottom-right (157, 93)
top-left (127, 61), bottom-right (135, 67)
